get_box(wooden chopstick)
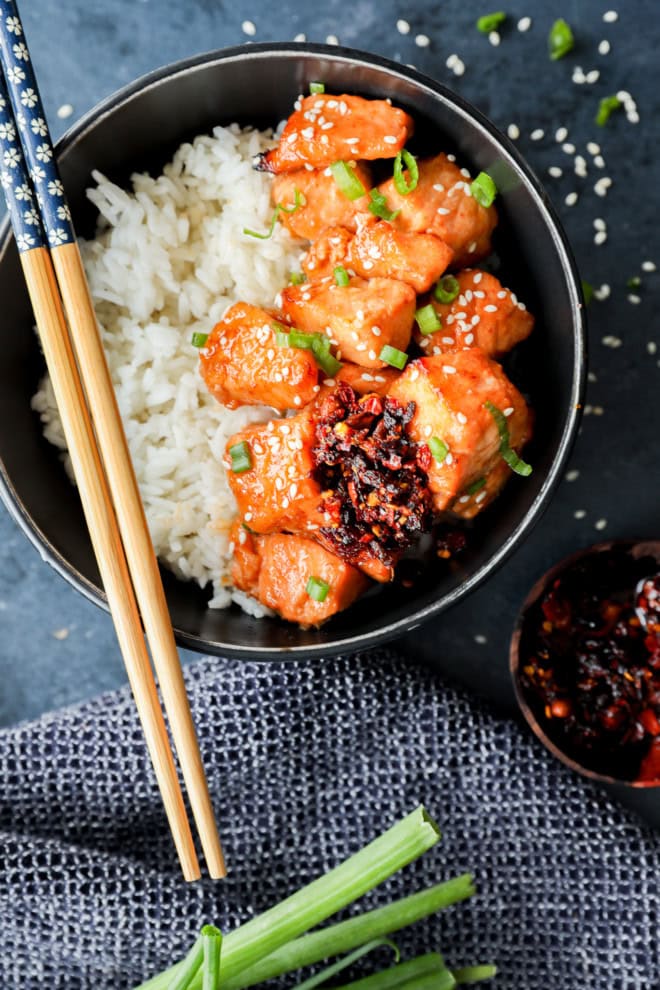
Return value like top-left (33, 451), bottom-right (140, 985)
top-left (0, 6), bottom-right (225, 878)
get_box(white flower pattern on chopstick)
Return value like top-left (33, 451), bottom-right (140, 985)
top-left (5, 15), bottom-right (22, 35)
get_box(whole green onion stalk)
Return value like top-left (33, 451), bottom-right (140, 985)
top-left (331, 953), bottom-right (450, 990)
top-left (295, 938), bottom-right (400, 990)
top-left (135, 808), bottom-right (441, 990)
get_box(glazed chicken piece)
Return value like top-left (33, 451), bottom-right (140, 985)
top-left (302, 217), bottom-right (453, 293)
top-left (271, 165), bottom-right (371, 241)
top-left (415, 269), bottom-right (534, 358)
top-left (224, 409), bottom-right (324, 534)
top-left (376, 153), bottom-right (497, 268)
top-left (258, 94), bottom-right (414, 173)
top-left (200, 303), bottom-right (319, 411)
top-left (388, 349), bottom-right (531, 517)
top-left (231, 524), bottom-right (369, 627)
top-left (281, 276), bottom-right (416, 369)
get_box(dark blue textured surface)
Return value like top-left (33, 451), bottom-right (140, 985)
top-left (0, 0), bottom-right (659, 725)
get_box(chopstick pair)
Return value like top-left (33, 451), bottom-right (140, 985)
top-left (0, 3), bottom-right (225, 882)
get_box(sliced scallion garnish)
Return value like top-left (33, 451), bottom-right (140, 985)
top-left (243, 187), bottom-right (305, 239)
top-left (312, 335), bottom-right (343, 376)
top-left (334, 266), bottom-right (350, 286)
top-left (465, 477), bottom-right (487, 496)
top-left (429, 437), bottom-right (449, 464)
top-left (484, 400), bottom-right (533, 476)
top-left (379, 345), bottom-right (408, 370)
top-left (290, 271), bottom-right (307, 285)
top-left (393, 149), bottom-right (419, 195)
top-left (416, 304), bottom-right (441, 336)
top-left (368, 189), bottom-right (400, 222)
top-left (330, 161), bottom-right (367, 200)
top-left (548, 18), bottom-right (574, 60)
top-left (476, 11), bottom-right (506, 33)
top-left (228, 441), bottom-right (252, 474)
top-left (452, 964), bottom-right (498, 984)
top-left (306, 575), bottom-right (330, 602)
top-left (191, 332), bottom-right (209, 348)
top-left (309, 81), bottom-right (325, 94)
top-left (433, 275), bottom-right (460, 304)
top-left (581, 280), bottom-right (593, 305)
top-left (470, 171), bottom-right (497, 208)
top-left (596, 94), bottom-right (621, 126)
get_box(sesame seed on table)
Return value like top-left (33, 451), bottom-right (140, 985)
top-left (0, 0), bottom-right (658, 726)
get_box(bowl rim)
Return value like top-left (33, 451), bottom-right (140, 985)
top-left (510, 538), bottom-right (660, 789)
top-left (0, 41), bottom-right (587, 659)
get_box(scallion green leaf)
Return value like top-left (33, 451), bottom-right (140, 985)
top-left (289, 330), bottom-right (318, 350)
top-left (416, 304), bottom-right (442, 336)
top-left (191, 332), bottom-right (209, 348)
top-left (330, 161), bottom-right (367, 201)
top-left (243, 188), bottom-right (305, 239)
top-left (465, 477), bottom-right (487, 496)
top-left (627, 275), bottom-right (641, 290)
top-left (452, 964), bottom-right (498, 985)
top-left (275, 330), bottom-right (292, 347)
top-left (581, 280), bottom-right (593, 305)
top-left (312, 339), bottom-right (343, 376)
top-left (295, 939), bottom-right (399, 990)
top-left (166, 936), bottom-right (204, 990)
top-left (470, 172), bottom-right (497, 208)
top-left (368, 189), bottom-right (400, 222)
top-left (334, 266), bottom-right (350, 286)
top-left (596, 94), bottom-right (621, 126)
top-left (379, 345), bottom-right (408, 370)
top-left (290, 271), bottom-right (307, 285)
top-left (201, 927), bottom-right (223, 990)
top-left (228, 441), bottom-right (252, 474)
top-left (434, 275), bottom-right (461, 304)
top-left (548, 18), bottom-right (574, 60)
top-left (476, 11), bottom-right (506, 33)
top-left (429, 437), bottom-right (449, 464)
top-left (309, 81), bottom-right (325, 94)
top-left (306, 576), bottom-right (330, 602)
top-left (484, 400), bottom-right (532, 477)
top-left (393, 149), bottom-right (419, 195)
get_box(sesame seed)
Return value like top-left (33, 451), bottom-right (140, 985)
top-left (503, 406), bottom-right (514, 417)
top-left (531, 128), bottom-right (544, 141)
top-left (507, 123), bottom-right (520, 140)
top-left (433, 182), bottom-right (445, 192)
top-left (598, 39), bottom-right (611, 55)
top-left (326, 34), bottom-right (339, 44)
top-left (574, 156), bottom-right (588, 177)
top-left (585, 69), bottom-right (600, 84)
top-left (437, 207), bottom-right (450, 215)
top-left (572, 66), bottom-right (586, 85)
top-left (467, 241), bottom-right (477, 253)
top-left (442, 336), bottom-right (455, 345)
top-left (293, 395), bottom-right (302, 405)
top-left (57, 103), bottom-right (74, 119)
top-left (628, 294), bottom-right (641, 305)
top-left (396, 18), bottom-right (411, 34)
top-left (642, 260), bottom-right (656, 272)
top-left (595, 518), bottom-right (608, 531)
top-left (368, 349), bottom-right (377, 360)
top-left (241, 19), bottom-right (256, 35)
top-left (476, 490), bottom-right (487, 504)
top-left (517, 16), bottom-right (532, 31)
top-left (293, 32), bottom-right (306, 42)
top-left (593, 217), bottom-right (606, 231)
top-left (446, 53), bottom-right (458, 68)
top-left (464, 333), bottom-right (475, 344)
top-left (423, 424), bottom-right (433, 437)
top-left (588, 371), bottom-right (598, 383)
top-left (566, 469), bottom-right (580, 481)
top-left (594, 177), bottom-right (612, 197)
top-left (555, 126), bottom-right (568, 142)
top-left (451, 57), bottom-right (465, 76)
top-left (244, 511), bottom-right (253, 521)
top-left (603, 10), bottom-right (618, 22)
top-left (442, 365), bottom-right (457, 374)
top-left (488, 30), bottom-right (501, 46)
top-left (562, 142), bottom-right (576, 155)
top-left (473, 272), bottom-right (483, 284)
top-left (548, 166), bottom-right (563, 178)
top-left (474, 633), bottom-right (488, 644)
top-left (602, 335), bottom-right (622, 348)
top-left (587, 141), bottom-right (601, 155)
top-left (594, 230), bottom-right (607, 245)
top-left (415, 33), bottom-right (430, 47)
top-left (457, 411), bottom-right (468, 424)
top-left (648, 342), bottom-right (657, 355)
top-left (593, 155), bottom-right (605, 169)
top-left (574, 509), bottom-right (587, 519)
top-left (565, 192), bottom-right (578, 206)
top-left (383, 135), bottom-right (398, 144)
top-left (372, 326), bottom-right (382, 336)
top-left (484, 304), bottom-right (498, 312)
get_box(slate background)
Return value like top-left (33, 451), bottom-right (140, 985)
top-left (1, 0), bottom-right (659, 726)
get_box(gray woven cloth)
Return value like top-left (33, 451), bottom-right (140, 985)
top-left (0, 650), bottom-right (658, 989)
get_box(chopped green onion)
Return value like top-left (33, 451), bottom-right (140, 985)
top-left (330, 161), bottom-right (367, 201)
top-left (434, 275), bottom-right (461, 304)
top-left (295, 939), bottom-right (399, 990)
top-left (476, 11), bottom-right (506, 33)
top-left (275, 330), bottom-right (292, 347)
top-left (241, 522), bottom-right (256, 534)
top-left (312, 344), bottom-right (343, 377)
top-left (330, 954), bottom-right (450, 990)
top-left (228, 441), bottom-right (252, 474)
top-left (243, 188), bottom-right (305, 239)
top-left (275, 328), bottom-right (342, 374)
top-left (191, 332), bottom-right (209, 348)
top-left (581, 280), bottom-right (593, 305)
top-left (290, 271), bottom-right (307, 285)
top-left (289, 330), bottom-right (318, 350)
top-left (452, 964), bottom-right (498, 984)
top-left (166, 935), bottom-right (204, 990)
top-left (465, 477), bottom-right (487, 496)
top-left (393, 149), bottom-right (419, 195)
top-left (201, 927), bottom-right (223, 990)
top-left (484, 401), bottom-right (533, 477)
top-left (596, 94), bottom-right (621, 126)
top-left (627, 276), bottom-right (641, 290)
top-left (305, 576), bottom-right (330, 602)
top-left (379, 345), bottom-right (408, 370)
top-left (309, 81), bottom-right (325, 94)
top-left (470, 172), bottom-right (497, 208)
top-left (429, 437), bottom-right (449, 464)
top-left (368, 189), bottom-right (400, 222)
top-left (416, 304), bottom-right (442, 336)
top-left (548, 18), bottom-right (574, 60)
top-left (334, 266), bottom-right (350, 287)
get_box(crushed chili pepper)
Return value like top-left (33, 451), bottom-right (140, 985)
top-left (312, 382), bottom-right (434, 568)
top-left (519, 547), bottom-right (660, 782)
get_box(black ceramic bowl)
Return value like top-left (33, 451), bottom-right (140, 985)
top-left (0, 43), bottom-right (586, 659)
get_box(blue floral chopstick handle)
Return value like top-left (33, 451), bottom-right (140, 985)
top-left (0, 69), bottom-right (47, 251)
top-left (0, 0), bottom-right (74, 250)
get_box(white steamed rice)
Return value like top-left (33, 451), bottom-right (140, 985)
top-left (31, 123), bottom-right (304, 609)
